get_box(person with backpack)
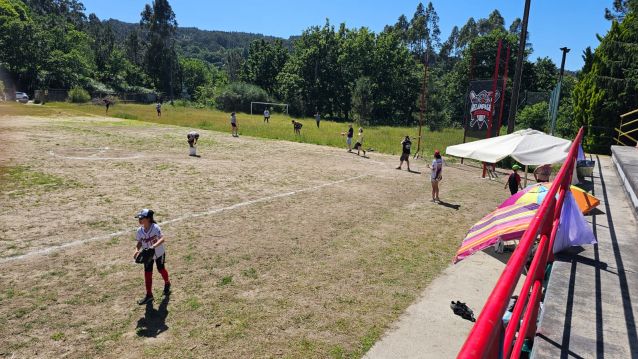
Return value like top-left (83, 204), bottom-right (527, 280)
top-left (133, 209), bottom-right (171, 305)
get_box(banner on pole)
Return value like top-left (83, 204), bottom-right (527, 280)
top-left (465, 80), bottom-right (505, 139)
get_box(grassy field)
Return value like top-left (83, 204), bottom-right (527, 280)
top-left (0, 109), bottom-right (507, 358)
top-left (1, 102), bottom-right (465, 157)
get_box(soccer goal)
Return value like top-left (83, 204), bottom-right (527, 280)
top-left (251, 102), bottom-right (289, 115)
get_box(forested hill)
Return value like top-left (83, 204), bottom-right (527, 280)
top-left (105, 19), bottom-right (291, 66)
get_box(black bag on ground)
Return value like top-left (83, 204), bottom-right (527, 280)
top-left (450, 300), bottom-right (476, 322)
top-left (135, 248), bottom-right (155, 264)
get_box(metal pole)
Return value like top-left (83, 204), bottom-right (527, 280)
top-left (550, 47), bottom-right (570, 135)
top-left (497, 46), bottom-right (511, 134)
top-left (507, 0), bottom-right (531, 134)
top-left (415, 53), bottom-right (429, 159)
top-left (487, 40), bottom-right (502, 139)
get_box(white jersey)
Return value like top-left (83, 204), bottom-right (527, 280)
top-left (264, 110), bottom-right (270, 117)
top-left (136, 223), bottom-right (165, 259)
top-left (230, 114), bottom-right (237, 124)
top-left (431, 158), bottom-right (443, 179)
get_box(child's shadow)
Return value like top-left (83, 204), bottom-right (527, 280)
top-left (437, 201), bottom-right (461, 210)
top-left (136, 295), bottom-right (170, 337)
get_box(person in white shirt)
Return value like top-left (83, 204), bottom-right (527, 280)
top-left (263, 109), bottom-right (270, 123)
top-left (133, 209), bottom-right (171, 305)
top-left (428, 150), bottom-right (444, 202)
top-left (156, 102), bottom-right (162, 117)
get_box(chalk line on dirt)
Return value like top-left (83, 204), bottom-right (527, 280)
top-left (1, 174), bottom-right (368, 264)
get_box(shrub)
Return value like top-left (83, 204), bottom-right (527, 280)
top-left (68, 87), bottom-right (91, 103)
top-left (215, 82), bottom-right (270, 113)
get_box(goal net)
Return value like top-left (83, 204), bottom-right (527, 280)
top-left (251, 102), bottom-right (289, 115)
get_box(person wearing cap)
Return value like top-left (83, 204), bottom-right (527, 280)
top-left (428, 150), bottom-right (444, 202)
top-left (505, 164), bottom-right (523, 195)
top-left (133, 209), bottom-right (171, 305)
top-left (396, 136), bottom-right (412, 171)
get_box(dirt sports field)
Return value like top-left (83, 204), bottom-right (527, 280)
top-left (0, 113), bottom-right (503, 358)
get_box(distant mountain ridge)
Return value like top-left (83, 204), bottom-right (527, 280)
top-left (105, 19), bottom-right (293, 66)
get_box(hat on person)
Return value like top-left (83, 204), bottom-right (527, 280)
top-left (512, 164), bottom-right (522, 170)
top-left (135, 208), bottom-right (154, 219)
top-left (434, 150), bottom-right (440, 156)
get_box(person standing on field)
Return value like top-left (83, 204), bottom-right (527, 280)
top-left (396, 136), bottom-right (412, 171)
top-left (156, 102), bottom-right (162, 117)
top-left (429, 150), bottom-right (444, 202)
top-left (343, 124), bottom-right (354, 152)
top-left (187, 131), bottom-right (200, 157)
top-left (133, 209), bottom-right (171, 305)
top-left (315, 112), bottom-right (321, 128)
top-left (104, 98), bottom-right (111, 114)
top-left (353, 127), bottom-right (366, 157)
top-left (230, 112), bottom-right (238, 137)
top-left (505, 165), bottom-right (523, 195)
top-left (263, 108), bottom-right (270, 123)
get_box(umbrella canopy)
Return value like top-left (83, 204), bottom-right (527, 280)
top-left (445, 129), bottom-right (572, 165)
top-left (498, 183), bottom-right (600, 214)
top-left (454, 203), bottom-right (540, 263)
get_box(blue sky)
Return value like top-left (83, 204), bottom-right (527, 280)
top-left (81, 0), bottom-right (612, 71)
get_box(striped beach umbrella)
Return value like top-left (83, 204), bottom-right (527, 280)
top-left (454, 203), bottom-right (540, 264)
top-left (498, 182), bottom-right (599, 214)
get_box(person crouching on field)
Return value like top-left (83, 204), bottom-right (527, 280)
top-left (292, 120), bottom-right (302, 135)
top-left (134, 209), bottom-right (171, 305)
top-left (187, 131), bottom-right (200, 157)
top-left (353, 127), bottom-right (366, 157)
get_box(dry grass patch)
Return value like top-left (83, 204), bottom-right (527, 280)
top-left (0, 114), bottom-right (505, 358)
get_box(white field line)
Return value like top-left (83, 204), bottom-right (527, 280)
top-left (48, 149), bottom-right (143, 161)
top-left (1, 174), bottom-right (368, 264)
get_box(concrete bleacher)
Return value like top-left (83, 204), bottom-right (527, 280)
top-left (533, 154), bottom-right (638, 358)
top-left (611, 146), bottom-right (638, 215)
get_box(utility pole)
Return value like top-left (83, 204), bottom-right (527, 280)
top-left (507, 0), bottom-right (531, 134)
top-left (549, 47), bottom-right (570, 135)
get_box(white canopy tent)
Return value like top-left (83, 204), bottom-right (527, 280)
top-left (446, 129), bottom-right (573, 185)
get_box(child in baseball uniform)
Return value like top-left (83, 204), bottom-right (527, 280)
top-left (133, 209), bottom-right (171, 305)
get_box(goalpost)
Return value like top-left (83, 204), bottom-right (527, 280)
top-left (251, 102), bottom-right (289, 116)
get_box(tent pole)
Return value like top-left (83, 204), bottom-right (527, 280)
top-left (524, 165), bottom-right (528, 187)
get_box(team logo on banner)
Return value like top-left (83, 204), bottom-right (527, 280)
top-left (469, 90), bottom-right (500, 130)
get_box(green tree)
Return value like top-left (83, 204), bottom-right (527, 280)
top-left (140, 0), bottom-right (178, 96)
top-left (573, 5), bottom-right (638, 152)
top-left (179, 57), bottom-right (212, 98)
top-left (517, 101), bottom-right (549, 131)
top-left (352, 76), bottom-right (374, 124)
top-left (531, 57), bottom-right (558, 92)
top-left (241, 39), bottom-right (289, 94)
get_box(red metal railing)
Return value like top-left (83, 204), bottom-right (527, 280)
top-left (457, 127), bottom-right (585, 358)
